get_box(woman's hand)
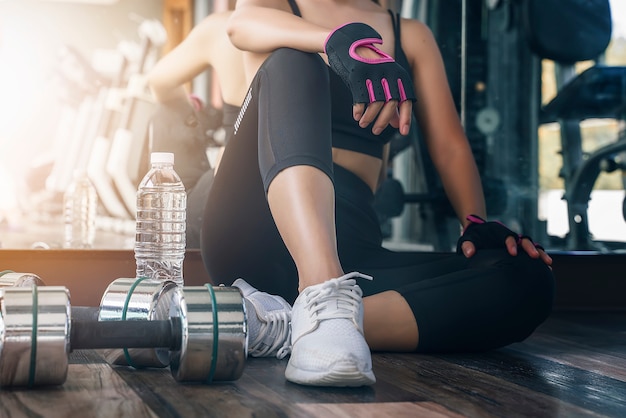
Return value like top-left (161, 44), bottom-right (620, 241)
top-left (350, 45), bottom-right (412, 136)
top-left (324, 23), bottom-right (415, 136)
top-left (461, 237), bottom-right (553, 266)
top-left (353, 93), bottom-right (413, 136)
top-left (512, 236), bottom-right (553, 265)
top-left (458, 215), bottom-right (553, 266)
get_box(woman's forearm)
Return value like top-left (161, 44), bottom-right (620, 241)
top-left (148, 79), bottom-right (189, 104)
top-left (147, 47), bottom-right (197, 104)
top-left (147, 13), bottom-right (224, 103)
top-left (435, 147), bottom-right (487, 228)
top-left (227, 7), bottom-right (328, 53)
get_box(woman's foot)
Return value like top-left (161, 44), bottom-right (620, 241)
top-left (285, 272), bottom-right (376, 387)
top-left (233, 279), bottom-right (292, 359)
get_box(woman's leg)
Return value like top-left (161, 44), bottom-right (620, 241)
top-left (363, 290), bottom-right (419, 351)
top-left (252, 49), bottom-right (375, 386)
top-left (251, 48), bottom-right (343, 291)
top-left (352, 250), bottom-right (555, 352)
top-left (357, 250), bottom-right (554, 353)
top-left (333, 165), bottom-right (555, 353)
top-left (267, 166), bottom-right (343, 291)
top-left (201, 63), bottom-right (298, 301)
top-left (202, 49), bottom-right (344, 298)
top-left (203, 48), bottom-right (375, 386)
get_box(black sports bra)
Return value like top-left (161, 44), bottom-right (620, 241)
top-left (287, 0), bottom-right (414, 159)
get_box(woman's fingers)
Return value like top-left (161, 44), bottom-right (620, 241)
top-left (519, 237), bottom-right (553, 266)
top-left (505, 235), bottom-right (518, 256)
top-left (354, 100), bottom-right (412, 136)
top-left (398, 100), bottom-right (412, 135)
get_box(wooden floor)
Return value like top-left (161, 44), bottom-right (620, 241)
top-left (0, 311), bottom-right (624, 418)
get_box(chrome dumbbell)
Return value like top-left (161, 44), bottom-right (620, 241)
top-left (99, 278), bottom-right (179, 369)
top-left (0, 279), bottom-right (247, 388)
top-left (98, 277), bottom-right (248, 382)
top-left (0, 270), bottom-right (46, 287)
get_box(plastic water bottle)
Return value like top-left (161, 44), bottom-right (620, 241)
top-left (63, 170), bottom-right (98, 248)
top-left (135, 152), bottom-right (187, 285)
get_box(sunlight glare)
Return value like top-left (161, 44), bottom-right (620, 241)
top-left (0, 17), bottom-right (45, 152)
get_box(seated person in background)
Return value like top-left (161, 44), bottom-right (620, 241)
top-left (146, 8), bottom-right (247, 248)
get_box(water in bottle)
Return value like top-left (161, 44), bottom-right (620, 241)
top-left (63, 170), bottom-right (98, 248)
top-left (135, 152), bottom-right (187, 285)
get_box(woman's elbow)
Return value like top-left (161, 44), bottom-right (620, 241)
top-left (145, 71), bottom-right (165, 99)
top-left (145, 70), bottom-right (159, 91)
top-left (145, 69), bottom-right (179, 103)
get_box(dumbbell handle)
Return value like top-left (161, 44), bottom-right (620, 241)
top-left (69, 307), bottom-right (182, 351)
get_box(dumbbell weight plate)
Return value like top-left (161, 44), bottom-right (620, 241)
top-left (0, 271), bottom-right (46, 287)
top-left (0, 286), bottom-right (70, 387)
top-left (99, 277), bottom-right (178, 368)
top-left (169, 285), bottom-right (247, 383)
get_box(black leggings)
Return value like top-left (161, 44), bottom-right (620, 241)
top-left (201, 48), bottom-right (555, 353)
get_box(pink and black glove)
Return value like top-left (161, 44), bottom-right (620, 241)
top-left (324, 22), bottom-right (416, 105)
top-left (456, 214), bottom-right (545, 254)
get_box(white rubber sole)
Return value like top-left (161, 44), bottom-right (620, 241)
top-left (285, 360), bottom-right (376, 387)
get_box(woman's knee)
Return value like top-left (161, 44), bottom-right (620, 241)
top-left (263, 48), bottom-right (328, 81)
top-left (500, 254), bottom-right (555, 345)
top-left (481, 251), bottom-right (555, 337)
top-left (256, 48), bottom-right (334, 191)
top-left (258, 48), bottom-right (330, 100)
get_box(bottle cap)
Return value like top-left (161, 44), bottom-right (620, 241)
top-left (150, 152), bottom-right (175, 165)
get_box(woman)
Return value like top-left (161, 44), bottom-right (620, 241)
top-left (201, 0), bottom-right (555, 387)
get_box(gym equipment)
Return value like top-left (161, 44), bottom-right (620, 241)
top-left (524, 0), bottom-right (626, 250)
top-left (99, 277), bottom-right (178, 369)
top-left (0, 270), bottom-right (45, 287)
top-left (107, 19), bottom-right (167, 216)
top-left (540, 67), bottom-right (626, 250)
top-left (44, 45), bottom-right (110, 203)
top-left (34, 18), bottom-right (166, 221)
top-left (0, 280), bottom-right (247, 388)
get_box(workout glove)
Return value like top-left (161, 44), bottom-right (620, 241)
top-left (456, 214), bottom-right (544, 254)
top-left (324, 22), bottom-right (416, 104)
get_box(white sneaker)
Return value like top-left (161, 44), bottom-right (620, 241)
top-left (232, 279), bottom-right (292, 359)
top-left (285, 272), bottom-right (376, 387)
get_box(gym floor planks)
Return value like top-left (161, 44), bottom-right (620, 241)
top-left (0, 311), bottom-right (624, 418)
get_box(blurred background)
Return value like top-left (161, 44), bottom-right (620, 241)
top-left (0, 0), bottom-right (625, 254)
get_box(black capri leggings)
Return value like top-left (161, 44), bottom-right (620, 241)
top-left (201, 48), bottom-right (555, 353)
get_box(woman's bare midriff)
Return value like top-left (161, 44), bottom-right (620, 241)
top-left (332, 148), bottom-right (382, 193)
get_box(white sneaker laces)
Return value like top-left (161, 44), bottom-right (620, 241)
top-left (304, 272), bottom-right (373, 324)
top-left (253, 272), bottom-right (373, 359)
top-left (250, 310), bottom-right (292, 359)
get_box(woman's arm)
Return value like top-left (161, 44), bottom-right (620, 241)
top-left (147, 12), bottom-right (230, 103)
top-left (402, 19), bottom-right (486, 228)
top-left (228, 0), bottom-right (413, 135)
top-left (404, 19), bottom-right (550, 264)
top-left (227, 0), bottom-right (328, 54)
